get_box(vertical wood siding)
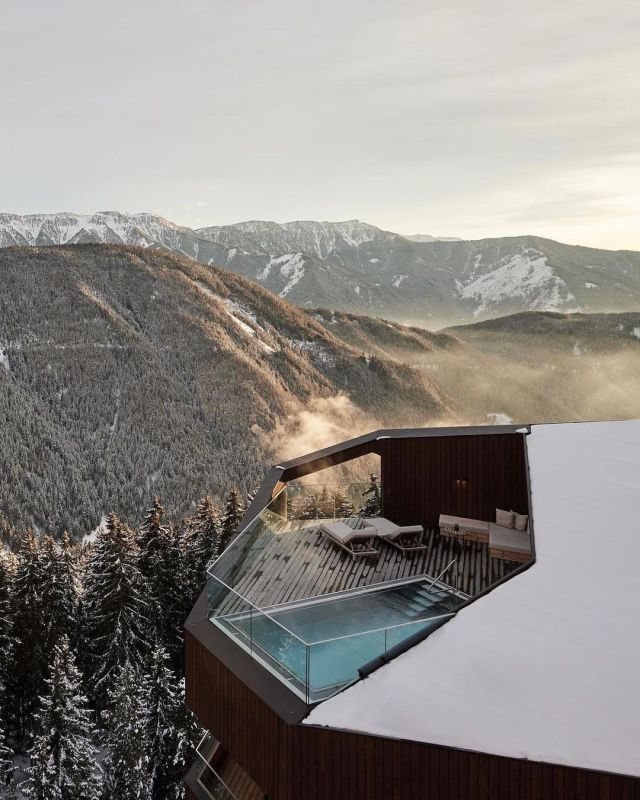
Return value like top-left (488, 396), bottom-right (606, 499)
top-left (185, 632), bottom-right (640, 800)
top-left (379, 433), bottom-right (529, 528)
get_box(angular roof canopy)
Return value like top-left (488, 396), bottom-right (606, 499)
top-left (306, 420), bottom-right (640, 779)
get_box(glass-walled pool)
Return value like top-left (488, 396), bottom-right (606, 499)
top-left (208, 574), bottom-right (464, 702)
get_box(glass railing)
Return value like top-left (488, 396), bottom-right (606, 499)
top-left (194, 733), bottom-right (240, 800)
top-left (207, 572), bottom-right (458, 703)
top-left (285, 480), bottom-right (381, 520)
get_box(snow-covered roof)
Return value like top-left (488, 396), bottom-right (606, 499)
top-left (306, 420), bottom-right (640, 778)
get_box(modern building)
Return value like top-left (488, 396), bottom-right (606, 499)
top-left (184, 421), bottom-right (640, 799)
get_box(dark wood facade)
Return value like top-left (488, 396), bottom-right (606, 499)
top-left (186, 632), bottom-right (640, 800)
top-left (379, 433), bottom-right (529, 529)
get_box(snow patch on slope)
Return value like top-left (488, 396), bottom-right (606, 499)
top-left (460, 249), bottom-right (576, 315)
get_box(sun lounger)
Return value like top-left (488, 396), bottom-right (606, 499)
top-left (319, 521), bottom-right (380, 558)
top-left (362, 517), bottom-right (427, 553)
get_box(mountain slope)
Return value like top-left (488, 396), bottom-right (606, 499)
top-left (0, 244), bottom-right (448, 536)
top-left (3, 213), bottom-right (640, 326)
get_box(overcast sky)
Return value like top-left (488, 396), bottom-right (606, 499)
top-left (1, 0), bottom-right (639, 248)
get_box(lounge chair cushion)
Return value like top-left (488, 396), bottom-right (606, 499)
top-left (363, 517), bottom-right (422, 539)
top-left (439, 514), bottom-right (489, 534)
top-left (320, 521), bottom-right (372, 544)
top-left (496, 508), bottom-right (515, 529)
top-left (489, 523), bottom-right (531, 555)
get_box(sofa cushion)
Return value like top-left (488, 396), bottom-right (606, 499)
top-left (496, 508), bottom-right (515, 528)
top-left (513, 512), bottom-right (529, 531)
top-left (490, 523), bottom-right (531, 554)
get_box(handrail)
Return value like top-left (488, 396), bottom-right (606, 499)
top-left (195, 733), bottom-right (239, 800)
top-left (427, 559), bottom-right (456, 591)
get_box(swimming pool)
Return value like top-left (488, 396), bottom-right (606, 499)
top-left (213, 578), bottom-right (465, 701)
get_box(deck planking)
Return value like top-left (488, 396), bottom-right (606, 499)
top-left (214, 519), bottom-right (518, 615)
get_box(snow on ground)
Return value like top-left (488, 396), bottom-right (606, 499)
top-left (573, 341), bottom-right (583, 356)
top-left (392, 274), bottom-right (407, 288)
top-left (193, 281), bottom-right (277, 353)
top-left (289, 339), bottom-right (335, 366)
top-left (354, 286), bottom-right (360, 295)
top-left (460, 248), bottom-right (576, 315)
top-left (584, 282), bottom-right (598, 289)
top-left (633, 327), bottom-right (640, 340)
top-left (369, 258), bottom-right (380, 263)
top-left (257, 253), bottom-right (305, 297)
top-left (486, 412), bottom-right (513, 425)
top-left (83, 515), bottom-right (108, 545)
top-left (0, 347), bottom-right (9, 372)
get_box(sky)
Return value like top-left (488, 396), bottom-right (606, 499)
top-left (1, 0), bottom-right (639, 249)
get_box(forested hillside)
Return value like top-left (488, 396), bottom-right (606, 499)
top-left (0, 245), bottom-right (448, 538)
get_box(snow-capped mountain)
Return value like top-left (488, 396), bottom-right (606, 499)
top-left (3, 212), bottom-right (640, 326)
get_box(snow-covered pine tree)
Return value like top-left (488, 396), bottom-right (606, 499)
top-left (9, 530), bottom-right (48, 738)
top-left (183, 496), bottom-right (221, 600)
top-left (333, 489), bottom-right (355, 518)
top-left (0, 676), bottom-right (14, 787)
top-left (136, 499), bottom-right (180, 646)
top-left (300, 492), bottom-right (323, 520)
top-left (0, 550), bottom-right (16, 685)
top-left (83, 513), bottom-right (149, 711)
top-left (101, 661), bottom-right (151, 800)
top-left (217, 490), bottom-right (245, 556)
top-left (359, 473), bottom-right (382, 518)
top-left (40, 534), bottom-right (80, 655)
top-left (146, 644), bottom-right (199, 800)
top-left (21, 635), bottom-right (100, 800)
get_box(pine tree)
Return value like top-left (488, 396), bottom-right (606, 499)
top-left (136, 499), bottom-right (179, 645)
top-left (9, 530), bottom-right (48, 737)
top-left (359, 473), bottom-right (382, 518)
top-left (300, 492), bottom-right (323, 520)
top-left (40, 534), bottom-right (80, 655)
top-left (182, 497), bottom-right (220, 608)
top-left (147, 645), bottom-right (198, 800)
top-left (101, 661), bottom-right (151, 800)
top-left (0, 676), bottom-right (14, 787)
top-left (333, 489), bottom-right (355, 518)
top-left (21, 636), bottom-right (100, 800)
top-left (0, 550), bottom-right (17, 683)
top-left (83, 514), bottom-right (149, 711)
top-left (217, 490), bottom-right (245, 556)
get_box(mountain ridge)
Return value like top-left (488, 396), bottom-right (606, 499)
top-left (2, 212), bottom-right (640, 326)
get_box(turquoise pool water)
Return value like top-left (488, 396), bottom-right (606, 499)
top-left (215, 579), bottom-right (463, 700)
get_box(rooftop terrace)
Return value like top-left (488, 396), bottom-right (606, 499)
top-left (206, 426), bottom-right (532, 704)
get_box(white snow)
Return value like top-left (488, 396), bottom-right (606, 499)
top-left (258, 253), bottom-right (306, 297)
top-left (486, 412), bottom-right (512, 425)
top-left (83, 515), bottom-right (108, 545)
top-left (460, 249), bottom-right (576, 315)
top-left (392, 274), bottom-right (407, 288)
top-left (0, 347), bottom-right (9, 372)
top-left (584, 282), bottom-right (598, 289)
top-left (370, 258), bottom-right (380, 263)
top-left (633, 327), bottom-right (640, 340)
top-left (307, 420), bottom-right (640, 779)
top-left (354, 286), bottom-right (360, 296)
top-left (573, 341), bottom-right (583, 356)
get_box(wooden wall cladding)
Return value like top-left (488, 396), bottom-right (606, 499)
top-left (185, 631), bottom-right (640, 800)
top-left (379, 433), bottom-right (529, 529)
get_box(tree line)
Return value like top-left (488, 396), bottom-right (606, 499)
top-left (0, 490), bottom-right (246, 800)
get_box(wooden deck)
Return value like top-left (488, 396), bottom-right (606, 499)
top-left (215, 517), bottom-right (518, 614)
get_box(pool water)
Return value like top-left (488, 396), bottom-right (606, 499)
top-left (215, 579), bottom-right (464, 701)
